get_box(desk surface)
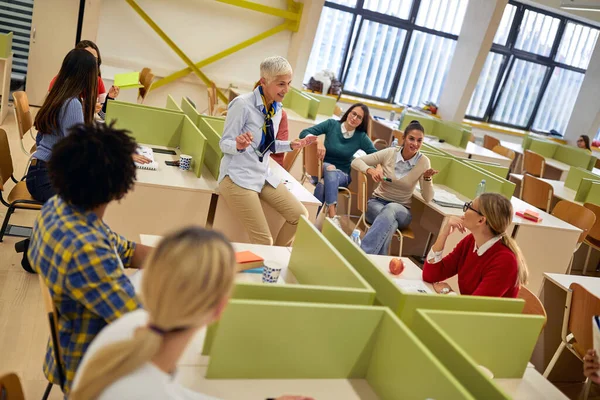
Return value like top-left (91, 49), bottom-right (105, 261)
top-left (544, 273), bottom-right (600, 296)
top-left (511, 174), bottom-right (579, 204)
top-left (285, 108), bottom-right (336, 125)
top-left (501, 141), bottom-right (524, 155)
top-left (466, 141), bottom-right (511, 162)
top-left (544, 158), bottom-right (571, 172)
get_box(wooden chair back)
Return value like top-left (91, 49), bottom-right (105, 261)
top-left (333, 105), bottom-right (343, 117)
top-left (12, 91), bottom-right (33, 140)
top-left (303, 143), bottom-right (321, 181)
top-left (469, 133), bottom-right (476, 143)
top-left (370, 117), bottom-right (394, 146)
top-left (584, 203), bottom-right (600, 243)
top-left (38, 276), bottom-right (66, 389)
top-left (518, 286), bottom-right (547, 328)
top-left (523, 150), bottom-right (545, 177)
top-left (357, 171), bottom-right (376, 214)
top-left (492, 145), bottom-right (516, 161)
top-left (552, 200), bottom-right (596, 245)
top-left (138, 68), bottom-right (154, 103)
top-left (283, 146), bottom-right (302, 172)
top-left (595, 158), bottom-right (600, 169)
top-left (568, 283), bottom-right (600, 358)
top-left (0, 373), bottom-right (25, 400)
top-left (0, 128), bottom-right (14, 187)
top-left (208, 81), bottom-right (218, 116)
top-left (522, 174), bottom-right (553, 212)
top-left (483, 135), bottom-right (500, 151)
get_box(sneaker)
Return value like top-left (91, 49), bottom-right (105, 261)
top-left (331, 216), bottom-right (342, 230)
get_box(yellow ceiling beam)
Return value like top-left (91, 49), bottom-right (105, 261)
top-left (215, 0), bottom-right (300, 21)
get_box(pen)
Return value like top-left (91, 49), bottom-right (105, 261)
top-left (383, 177), bottom-right (392, 182)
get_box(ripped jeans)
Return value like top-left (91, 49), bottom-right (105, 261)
top-left (313, 162), bottom-right (351, 214)
top-left (360, 197), bottom-right (412, 255)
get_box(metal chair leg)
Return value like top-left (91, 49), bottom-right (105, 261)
top-left (41, 382), bottom-right (53, 400)
top-left (0, 205), bottom-right (16, 242)
top-left (583, 245), bottom-right (593, 276)
top-left (582, 377), bottom-right (593, 400)
top-left (543, 341), bottom-right (566, 378)
top-left (566, 254), bottom-right (575, 275)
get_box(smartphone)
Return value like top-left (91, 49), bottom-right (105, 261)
top-left (152, 148), bottom-right (177, 155)
top-left (165, 160), bottom-right (179, 167)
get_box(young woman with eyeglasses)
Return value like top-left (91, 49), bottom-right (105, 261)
top-left (422, 193), bottom-right (529, 298)
top-left (577, 135), bottom-right (592, 153)
top-left (298, 103), bottom-right (377, 228)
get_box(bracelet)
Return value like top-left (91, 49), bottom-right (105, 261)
top-left (424, 177), bottom-right (432, 181)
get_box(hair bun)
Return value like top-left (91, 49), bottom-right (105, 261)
top-left (410, 120), bottom-right (419, 124)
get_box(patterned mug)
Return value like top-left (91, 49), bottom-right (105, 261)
top-left (262, 264), bottom-right (282, 284)
top-left (179, 154), bottom-right (192, 171)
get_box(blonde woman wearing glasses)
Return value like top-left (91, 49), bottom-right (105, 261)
top-left (299, 103), bottom-right (377, 228)
top-left (71, 227), bottom-right (313, 400)
top-left (422, 193), bottom-right (529, 298)
top-left (218, 56), bottom-right (316, 246)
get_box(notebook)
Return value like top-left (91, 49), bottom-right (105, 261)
top-left (114, 71), bottom-right (143, 90)
top-left (235, 251), bottom-right (264, 272)
top-left (432, 189), bottom-right (464, 208)
top-left (135, 146), bottom-right (158, 171)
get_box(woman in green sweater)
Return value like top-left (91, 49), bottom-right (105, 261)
top-left (299, 103), bottom-right (377, 227)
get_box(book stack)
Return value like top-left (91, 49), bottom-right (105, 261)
top-left (516, 209), bottom-right (542, 223)
top-left (432, 189), bottom-right (464, 209)
top-left (235, 251), bottom-right (264, 272)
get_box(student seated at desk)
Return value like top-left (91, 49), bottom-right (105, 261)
top-left (218, 56), bottom-right (316, 246)
top-left (299, 103), bottom-right (377, 228)
top-left (577, 135), bottom-right (592, 154)
top-left (423, 193), bottom-right (529, 298)
top-left (71, 227), bottom-right (313, 400)
top-left (351, 120), bottom-right (437, 255)
top-left (28, 123), bottom-right (152, 395)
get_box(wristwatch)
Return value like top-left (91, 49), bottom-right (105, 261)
top-left (424, 177), bottom-right (432, 181)
top-left (439, 287), bottom-right (452, 294)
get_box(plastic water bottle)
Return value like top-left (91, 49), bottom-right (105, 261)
top-left (475, 179), bottom-right (486, 197)
top-left (392, 138), bottom-right (399, 147)
top-left (390, 110), bottom-right (396, 121)
top-left (351, 229), bottom-right (362, 246)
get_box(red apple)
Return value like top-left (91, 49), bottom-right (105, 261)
top-left (389, 258), bottom-right (405, 275)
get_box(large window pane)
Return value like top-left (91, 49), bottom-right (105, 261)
top-left (466, 52), bottom-right (505, 118)
top-left (533, 68), bottom-right (584, 134)
top-left (556, 22), bottom-right (600, 69)
top-left (395, 32), bottom-right (456, 106)
top-left (327, 0), bottom-right (358, 7)
top-left (363, 0), bottom-right (412, 19)
top-left (415, 0), bottom-right (468, 35)
top-left (515, 9), bottom-right (560, 57)
top-left (492, 59), bottom-right (547, 127)
top-left (303, 8), bottom-right (355, 84)
top-left (493, 4), bottom-right (517, 45)
top-left (344, 20), bottom-right (406, 98)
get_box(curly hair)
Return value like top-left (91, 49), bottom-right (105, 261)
top-left (48, 122), bottom-right (138, 210)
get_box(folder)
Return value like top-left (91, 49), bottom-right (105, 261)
top-left (114, 71), bottom-right (143, 90)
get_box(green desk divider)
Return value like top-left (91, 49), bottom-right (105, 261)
top-left (322, 219), bottom-right (525, 330)
top-left (400, 110), bottom-right (470, 148)
top-left (106, 101), bottom-right (184, 148)
top-left (304, 91), bottom-right (336, 116)
top-left (554, 144), bottom-right (596, 170)
top-left (529, 138), bottom-right (557, 158)
top-left (179, 117), bottom-right (207, 177)
top-left (196, 115), bottom-right (223, 179)
top-left (282, 88), bottom-right (315, 119)
top-left (180, 96), bottom-right (201, 125)
top-left (202, 216), bottom-right (376, 356)
top-left (165, 95), bottom-right (181, 112)
top-left (464, 159), bottom-right (509, 179)
top-left (0, 32), bottom-right (12, 58)
top-left (565, 167), bottom-right (600, 191)
top-left (207, 300), bottom-right (475, 400)
top-left (585, 182), bottom-right (600, 206)
top-left (399, 109), bottom-right (436, 134)
top-left (298, 89), bottom-right (321, 119)
top-left (575, 178), bottom-right (600, 202)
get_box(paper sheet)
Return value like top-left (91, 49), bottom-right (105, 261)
top-left (114, 71), bottom-right (143, 89)
top-left (394, 279), bottom-right (433, 294)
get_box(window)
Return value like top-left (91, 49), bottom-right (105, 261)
top-left (304, 0), bottom-right (469, 103)
top-left (466, 2), bottom-right (600, 134)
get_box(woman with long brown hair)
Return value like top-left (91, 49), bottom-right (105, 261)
top-left (26, 48), bottom-right (98, 202)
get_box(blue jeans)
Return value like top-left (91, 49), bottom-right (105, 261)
top-left (313, 162), bottom-right (351, 214)
top-left (25, 160), bottom-right (55, 203)
top-left (361, 197), bottom-right (412, 255)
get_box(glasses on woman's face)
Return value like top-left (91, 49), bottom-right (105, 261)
top-left (463, 201), bottom-right (484, 216)
top-left (349, 110), bottom-right (363, 121)
top-left (577, 139), bottom-right (584, 143)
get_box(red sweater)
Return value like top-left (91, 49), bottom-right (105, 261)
top-left (270, 109), bottom-right (288, 167)
top-left (422, 234), bottom-right (519, 298)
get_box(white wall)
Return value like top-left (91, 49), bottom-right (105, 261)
top-left (96, 0), bottom-right (296, 92)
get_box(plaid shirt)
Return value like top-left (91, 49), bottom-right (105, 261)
top-left (28, 196), bottom-right (141, 395)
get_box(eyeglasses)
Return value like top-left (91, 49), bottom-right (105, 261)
top-left (463, 201), bottom-right (484, 216)
top-left (577, 139), bottom-right (584, 143)
top-left (349, 110), bottom-right (363, 121)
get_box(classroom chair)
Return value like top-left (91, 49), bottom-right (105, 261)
top-left (492, 145), bottom-right (516, 177)
top-left (368, 117), bottom-right (394, 147)
top-left (12, 91), bottom-right (36, 156)
top-left (543, 283), bottom-right (600, 400)
top-left (552, 200), bottom-right (596, 274)
top-left (0, 128), bottom-right (42, 242)
top-left (521, 174), bottom-right (553, 212)
top-left (518, 286), bottom-right (547, 330)
top-left (282, 146), bottom-right (302, 173)
top-left (523, 150), bottom-right (545, 178)
top-left (38, 276), bottom-right (65, 400)
top-left (300, 143), bottom-right (351, 219)
top-left (0, 372), bottom-right (25, 400)
top-left (469, 133), bottom-right (476, 143)
top-left (333, 105), bottom-right (343, 117)
top-left (483, 135), bottom-right (500, 151)
top-left (582, 203), bottom-right (600, 275)
top-left (357, 171), bottom-right (414, 256)
top-left (137, 67), bottom-right (154, 104)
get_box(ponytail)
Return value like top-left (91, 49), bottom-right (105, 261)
top-left (500, 233), bottom-right (529, 287)
top-left (70, 327), bottom-right (162, 400)
top-left (405, 120), bottom-right (425, 136)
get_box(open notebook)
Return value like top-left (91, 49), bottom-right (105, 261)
top-left (135, 146), bottom-right (159, 171)
top-left (432, 189), bottom-right (464, 208)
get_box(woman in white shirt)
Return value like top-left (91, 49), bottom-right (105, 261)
top-left (70, 227), bottom-right (312, 400)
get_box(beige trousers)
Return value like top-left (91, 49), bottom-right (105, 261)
top-left (218, 176), bottom-right (309, 246)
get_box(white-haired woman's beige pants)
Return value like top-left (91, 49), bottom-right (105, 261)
top-left (219, 176), bottom-right (309, 246)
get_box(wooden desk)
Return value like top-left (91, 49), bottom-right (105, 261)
top-left (0, 54), bottom-right (12, 125)
top-left (544, 158), bottom-right (571, 181)
top-left (104, 145), bottom-right (218, 241)
top-left (501, 140), bottom-right (525, 174)
top-left (533, 273), bottom-right (600, 382)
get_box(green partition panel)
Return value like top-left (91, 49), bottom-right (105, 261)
top-left (445, 161), bottom-right (512, 199)
top-left (399, 110), bottom-right (435, 135)
top-left (589, 156), bottom-right (598, 171)
top-left (180, 96), bottom-right (201, 125)
top-left (197, 115), bottom-right (223, 179)
top-left (529, 139), bottom-right (557, 158)
top-left (413, 310), bottom-right (511, 399)
top-left (165, 95), bottom-right (181, 112)
top-left (464, 162), bottom-right (515, 198)
top-left (424, 154), bottom-right (453, 183)
top-left (565, 167), bottom-right (600, 190)
top-left (305, 91), bottom-right (336, 116)
top-left (434, 119), bottom-right (468, 148)
top-left (585, 182), bottom-right (600, 205)
top-left (179, 116), bottom-right (207, 178)
top-left (554, 144), bottom-right (594, 169)
top-left (105, 101), bottom-right (184, 147)
top-left (297, 89), bottom-right (321, 119)
top-left (416, 310), bottom-right (544, 378)
top-left (576, 178), bottom-right (600, 202)
top-left (207, 301), bottom-right (475, 400)
top-left (282, 88), bottom-right (311, 119)
top-left (0, 32), bottom-right (12, 58)
top-left (521, 134), bottom-right (533, 150)
top-left (465, 159), bottom-right (509, 179)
